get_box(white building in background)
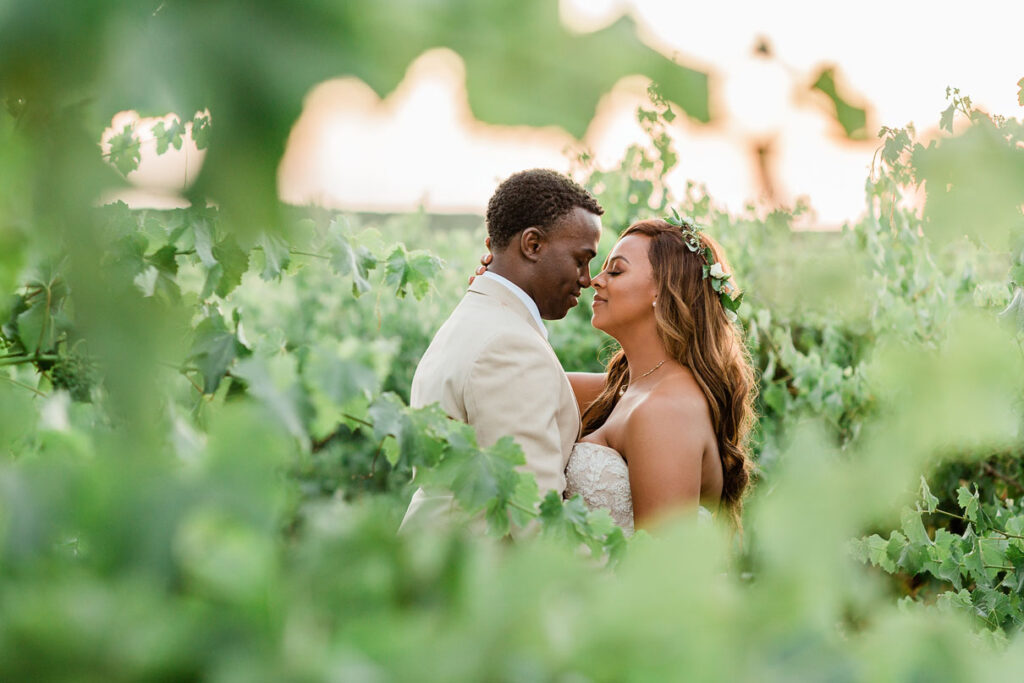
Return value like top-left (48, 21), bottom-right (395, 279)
top-left (104, 0), bottom-right (1024, 229)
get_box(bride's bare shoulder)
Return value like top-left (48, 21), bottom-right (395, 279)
top-left (627, 370), bottom-right (712, 436)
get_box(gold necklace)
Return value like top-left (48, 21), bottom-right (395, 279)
top-left (619, 360), bottom-right (666, 396)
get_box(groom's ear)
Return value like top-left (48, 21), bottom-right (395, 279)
top-left (519, 227), bottom-right (545, 262)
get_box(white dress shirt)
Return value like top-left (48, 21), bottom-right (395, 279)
top-left (480, 270), bottom-right (547, 339)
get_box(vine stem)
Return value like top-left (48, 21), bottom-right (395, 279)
top-left (0, 374), bottom-right (47, 398)
top-left (341, 413), bottom-right (373, 429)
top-left (507, 500), bottom-right (539, 518)
top-left (932, 508), bottom-right (966, 521)
top-left (991, 529), bottom-right (1024, 541)
top-left (288, 249), bottom-right (330, 260)
top-left (0, 354), bottom-right (59, 368)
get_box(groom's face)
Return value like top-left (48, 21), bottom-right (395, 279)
top-left (534, 207), bottom-right (602, 320)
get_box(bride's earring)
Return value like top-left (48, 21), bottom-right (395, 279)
top-left (652, 299), bottom-right (657, 307)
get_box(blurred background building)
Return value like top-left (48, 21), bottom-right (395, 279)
top-left (105, 0), bottom-right (1024, 230)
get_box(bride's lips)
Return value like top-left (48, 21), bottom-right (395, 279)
top-left (592, 296), bottom-right (606, 306)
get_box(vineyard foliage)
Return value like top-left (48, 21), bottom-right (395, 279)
top-left (2, 2), bottom-right (1024, 680)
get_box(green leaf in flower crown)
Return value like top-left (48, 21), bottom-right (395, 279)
top-left (107, 124), bottom-right (141, 176)
top-left (258, 233), bottom-right (291, 281)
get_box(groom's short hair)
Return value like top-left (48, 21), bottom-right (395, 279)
top-left (485, 169), bottom-right (603, 249)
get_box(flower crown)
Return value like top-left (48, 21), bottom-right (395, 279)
top-left (665, 209), bottom-right (744, 320)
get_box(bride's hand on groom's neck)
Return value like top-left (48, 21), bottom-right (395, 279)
top-left (467, 239), bottom-right (493, 285)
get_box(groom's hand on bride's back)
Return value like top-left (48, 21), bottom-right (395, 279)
top-left (467, 238), bottom-right (492, 285)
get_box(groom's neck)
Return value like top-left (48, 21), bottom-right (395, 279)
top-left (487, 255), bottom-right (539, 302)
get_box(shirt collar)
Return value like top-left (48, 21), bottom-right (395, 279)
top-left (480, 270), bottom-right (548, 339)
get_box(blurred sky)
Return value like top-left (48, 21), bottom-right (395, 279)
top-left (110, 0), bottom-right (1024, 228)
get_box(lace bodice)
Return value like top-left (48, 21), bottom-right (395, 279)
top-left (564, 442), bottom-right (714, 536)
top-left (564, 442), bottom-right (635, 535)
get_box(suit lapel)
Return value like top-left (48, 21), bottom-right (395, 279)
top-left (467, 276), bottom-right (548, 339)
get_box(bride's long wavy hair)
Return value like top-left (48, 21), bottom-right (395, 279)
top-left (580, 219), bottom-right (758, 530)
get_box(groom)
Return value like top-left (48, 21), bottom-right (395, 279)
top-left (400, 169), bottom-right (603, 530)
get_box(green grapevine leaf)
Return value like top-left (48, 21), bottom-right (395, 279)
top-left (232, 355), bottom-right (309, 444)
top-left (957, 485), bottom-right (980, 522)
top-left (153, 118), bottom-right (185, 154)
top-left (192, 113), bottom-right (211, 150)
top-left (142, 244), bottom-right (181, 302)
top-left (384, 245), bottom-right (443, 300)
top-left (881, 128), bottom-right (911, 165)
top-left (961, 527), bottom-right (990, 587)
top-left (855, 533), bottom-right (897, 573)
top-left (810, 67), bottom-right (867, 138)
top-left (368, 392), bottom-right (409, 446)
top-left (936, 588), bottom-right (974, 616)
top-left (901, 507), bottom-right (931, 547)
top-left (188, 312), bottom-right (243, 394)
top-left (919, 476), bottom-right (939, 514)
top-left (762, 381), bottom-right (788, 415)
top-left (211, 235), bottom-right (249, 298)
top-left (328, 230), bottom-right (376, 297)
top-left (107, 124), bottom-right (141, 175)
top-left (258, 233), bottom-right (291, 281)
top-left (449, 436), bottom-right (523, 521)
top-left (15, 299), bottom-right (54, 356)
top-left (1006, 544), bottom-right (1024, 593)
top-left (192, 218), bottom-right (218, 268)
top-left (939, 103), bottom-right (956, 133)
top-left (381, 435), bottom-right (400, 467)
top-left (927, 528), bottom-right (963, 587)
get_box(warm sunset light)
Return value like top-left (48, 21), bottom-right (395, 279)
top-left (105, 0), bottom-right (1023, 229)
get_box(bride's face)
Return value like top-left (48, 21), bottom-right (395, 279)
top-left (590, 234), bottom-right (659, 336)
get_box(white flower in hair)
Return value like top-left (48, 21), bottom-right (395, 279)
top-left (709, 262), bottom-right (726, 279)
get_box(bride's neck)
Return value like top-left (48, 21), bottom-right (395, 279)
top-left (617, 329), bottom-right (673, 382)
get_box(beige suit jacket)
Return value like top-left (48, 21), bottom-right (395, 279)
top-left (400, 276), bottom-right (581, 530)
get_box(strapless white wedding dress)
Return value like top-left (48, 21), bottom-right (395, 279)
top-left (564, 441), bottom-right (712, 536)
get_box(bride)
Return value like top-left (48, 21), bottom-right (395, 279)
top-left (475, 216), bottom-right (757, 533)
top-left (565, 217), bottom-right (756, 533)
